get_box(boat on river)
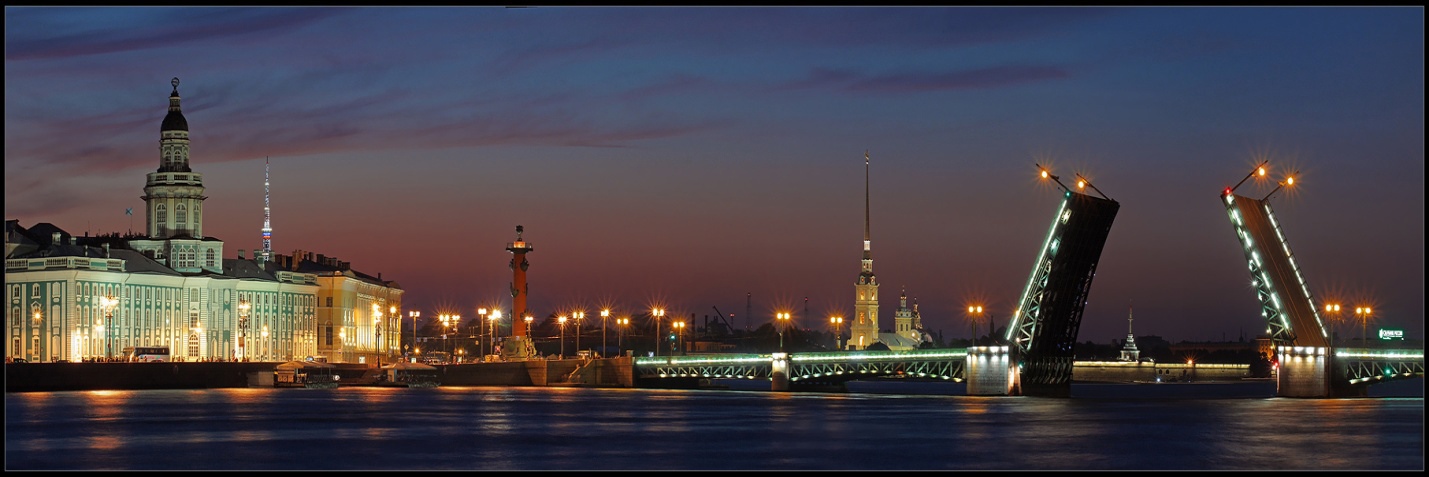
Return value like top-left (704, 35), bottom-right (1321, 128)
top-left (274, 360), bottom-right (339, 389)
top-left (373, 361), bottom-right (440, 388)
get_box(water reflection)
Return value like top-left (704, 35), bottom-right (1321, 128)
top-left (5, 386), bottom-right (1423, 470)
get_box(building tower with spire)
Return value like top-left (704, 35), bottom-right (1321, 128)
top-left (260, 157), bottom-right (272, 267)
top-left (850, 151), bottom-right (880, 350)
top-left (911, 296), bottom-right (925, 339)
top-left (131, 77), bottom-right (222, 274)
top-left (894, 287), bottom-right (915, 341)
top-left (1120, 304), bottom-right (1140, 361)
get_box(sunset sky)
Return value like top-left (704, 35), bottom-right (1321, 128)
top-left (5, 7), bottom-right (1423, 342)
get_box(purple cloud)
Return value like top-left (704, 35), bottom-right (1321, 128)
top-left (5, 8), bottom-right (344, 61)
top-left (778, 64), bottom-right (1072, 94)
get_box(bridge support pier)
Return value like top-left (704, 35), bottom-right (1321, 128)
top-left (1277, 346), bottom-right (1330, 397)
top-left (966, 346), bottom-right (1019, 396)
top-left (771, 352), bottom-right (789, 391)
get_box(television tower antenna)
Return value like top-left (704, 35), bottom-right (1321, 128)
top-left (261, 157), bottom-right (273, 264)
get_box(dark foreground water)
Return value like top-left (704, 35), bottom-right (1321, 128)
top-left (6, 380), bottom-right (1423, 471)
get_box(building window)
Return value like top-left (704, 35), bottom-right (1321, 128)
top-left (326, 297), bottom-right (332, 307)
top-left (176, 204), bottom-right (187, 225)
top-left (156, 205), bottom-right (167, 224)
top-left (206, 250), bottom-right (215, 268)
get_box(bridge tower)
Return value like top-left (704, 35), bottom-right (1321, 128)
top-left (1220, 163), bottom-right (1338, 397)
top-left (1004, 165), bottom-right (1120, 397)
top-left (849, 151), bottom-right (881, 350)
top-left (501, 225), bottom-right (538, 361)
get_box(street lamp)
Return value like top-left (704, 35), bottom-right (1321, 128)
top-left (673, 321), bottom-right (686, 355)
top-left (100, 295), bottom-right (118, 360)
top-left (601, 309), bottom-right (611, 359)
top-left (776, 312), bottom-right (791, 352)
top-left (262, 325), bottom-right (270, 361)
top-left (1355, 306), bottom-right (1373, 346)
top-left (1324, 303), bottom-right (1343, 345)
top-left (523, 315), bottom-right (533, 344)
top-left (372, 304), bottom-right (382, 363)
top-left (407, 310), bottom-right (420, 361)
top-left (238, 297), bottom-right (250, 362)
top-left (489, 310), bottom-right (502, 360)
top-left (573, 311), bottom-right (585, 358)
top-left (389, 305), bottom-right (397, 359)
top-left (558, 315), bottom-right (568, 359)
top-left (830, 316), bottom-right (844, 350)
top-left (477, 308), bottom-right (488, 356)
top-left (651, 308), bottom-right (665, 357)
top-left (966, 305), bottom-right (985, 345)
top-left (438, 313), bottom-right (459, 360)
top-left (617, 316), bottom-right (630, 355)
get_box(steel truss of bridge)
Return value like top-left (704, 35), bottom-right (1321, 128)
top-left (1335, 348), bottom-right (1426, 386)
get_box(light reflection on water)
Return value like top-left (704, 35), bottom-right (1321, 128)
top-left (5, 382), bottom-right (1423, 471)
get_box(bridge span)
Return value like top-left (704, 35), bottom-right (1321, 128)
top-left (1221, 163), bottom-right (1423, 397)
top-left (631, 347), bottom-right (1422, 396)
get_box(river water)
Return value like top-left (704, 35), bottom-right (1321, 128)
top-left (5, 379), bottom-right (1423, 470)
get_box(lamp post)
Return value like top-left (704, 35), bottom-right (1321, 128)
top-left (372, 304), bottom-right (382, 363)
top-left (238, 297), bottom-right (250, 362)
top-left (558, 315), bottom-right (568, 359)
top-left (101, 295), bottom-right (118, 360)
top-left (1355, 306), bottom-right (1372, 346)
top-left (673, 321), bottom-right (686, 355)
top-left (776, 312), bottom-right (791, 352)
top-left (388, 305), bottom-right (397, 360)
top-left (489, 310), bottom-right (501, 360)
top-left (523, 315), bottom-right (533, 343)
top-left (438, 314), bottom-right (447, 359)
top-left (573, 311), bottom-right (585, 358)
top-left (601, 309), bottom-right (610, 358)
top-left (830, 316), bottom-right (843, 350)
top-left (438, 313), bottom-right (457, 361)
top-left (651, 308), bottom-right (665, 356)
top-left (617, 317), bottom-right (629, 356)
top-left (262, 325), bottom-right (270, 361)
top-left (1324, 303), bottom-right (1342, 345)
top-left (477, 308), bottom-right (488, 357)
top-left (966, 305), bottom-right (984, 345)
top-left (407, 311), bottom-right (420, 361)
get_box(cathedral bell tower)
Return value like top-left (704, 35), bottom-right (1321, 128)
top-left (850, 151), bottom-right (880, 350)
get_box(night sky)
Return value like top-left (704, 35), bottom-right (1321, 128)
top-left (5, 7), bottom-right (1423, 343)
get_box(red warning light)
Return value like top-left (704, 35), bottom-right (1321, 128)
top-left (1224, 187), bottom-right (1232, 195)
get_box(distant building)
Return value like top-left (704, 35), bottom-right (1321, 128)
top-left (4, 78), bottom-right (399, 364)
top-left (1120, 305), bottom-right (1140, 361)
top-left (890, 289), bottom-right (931, 349)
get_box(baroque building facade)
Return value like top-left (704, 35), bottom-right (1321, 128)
top-left (5, 78), bottom-right (400, 364)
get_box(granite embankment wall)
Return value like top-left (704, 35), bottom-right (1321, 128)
top-left (6, 358), bottom-right (635, 393)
